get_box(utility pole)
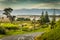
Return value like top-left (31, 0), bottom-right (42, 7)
top-left (51, 9), bottom-right (56, 29)
top-left (33, 15), bottom-right (36, 30)
top-left (52, 9), bottom-right (56, 22)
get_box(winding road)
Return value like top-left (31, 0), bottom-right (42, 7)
top-left (0, 32), bottom-right (44, 40)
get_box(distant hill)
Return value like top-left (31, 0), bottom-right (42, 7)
top-left (0, 9), bottom-right (60, 15)
top-left (12, 9), bottom-right (60, 15)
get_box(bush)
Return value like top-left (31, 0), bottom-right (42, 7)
top-left (35, 20), bottom-right (60, 40)
top-left (41, 24), bottom-right (48, 28)
top-left (16, 18), bottom-right (30, 21)
top-left (5, 27), bottom-right (19, 30)
top-left (22, 27), bottom-right (32, 32)
top-left (0, 27), bottom-right (6, 34)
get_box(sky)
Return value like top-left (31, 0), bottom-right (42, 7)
top-left (0, 0), bottom-right (60, 10)
top-left (11, 9), bottom-right (60, 15)
top-left (0, 0), bottom-right (60, 15)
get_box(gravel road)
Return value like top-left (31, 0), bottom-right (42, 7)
top-left (0, 32), bottom-right (44, 40)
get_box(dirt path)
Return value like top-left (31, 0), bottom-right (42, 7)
top-left (1, 32), bottom-right (44, 40)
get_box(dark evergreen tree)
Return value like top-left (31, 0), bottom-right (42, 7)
top-left (40, 11), bottom-right (45, 25)
top-left (44, 11), bottom-right (50, 23)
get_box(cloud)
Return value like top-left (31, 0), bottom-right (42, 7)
top-left (8, 2), bottom-right (60, 10)
top-left (11, 0), bottom-right (17, 2)
top-left (0, 0), bottom-right (60, 10)
top-left (0, 0), bottom-right (5, 1)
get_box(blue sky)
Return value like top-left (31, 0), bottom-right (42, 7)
top-left (0, 9), bottom-right (60, 15)
top-left (0, 0), bottom-right (60, 15)
top-left (11, 9), bottom-right (60, 15)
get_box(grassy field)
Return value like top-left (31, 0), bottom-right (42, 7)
top-left (0, 21), bottom-right (51, 38)
top-left (0, 20), bottom-right (54, 39)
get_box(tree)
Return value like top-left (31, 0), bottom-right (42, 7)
top-left (51, 9), bottom-right (56, 29)
top-left (16, 18), bottom-right (30, 21)
top-left (44, 11), bottom-right (50, 23)
top-left (25, 18), bottom-right (30, 21)
top-left (40, 11), bottom-right (45, 25)
top-left (3, 8), bottom-right (15, 23)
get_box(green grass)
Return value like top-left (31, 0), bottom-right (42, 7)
top-left (35, 20), bottom-right (60, 40)
top-left (0, 35), bottom-right (5, 38)
top-left (0, 27), bottom-right (49, 38)
top-left (0, 21), bottom-right (50, 39)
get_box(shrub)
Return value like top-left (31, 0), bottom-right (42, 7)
top-left (22, 27), bottom-right (32, 32)
top-left (41, 24), bottom-right (48, 28)
top-left (0, 27), bottom-right (6, 34)
top-left (5, 27), bottom-right (19, 30)
top-left (35, 20), bottom-right (60, 40)
top-left (16, 18), bottom-right (30, 21)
